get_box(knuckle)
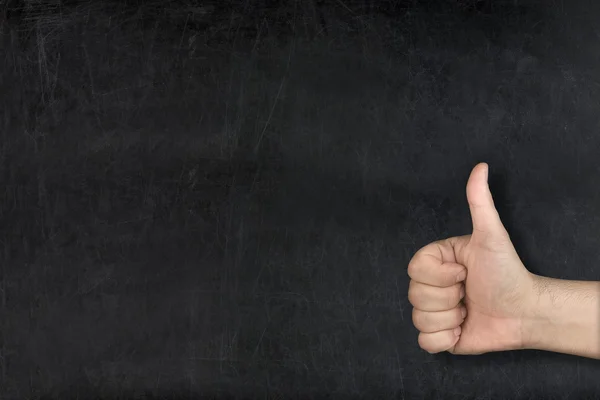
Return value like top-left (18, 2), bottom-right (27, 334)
top-left (407, 256), bottom-right (420, 278)
top-left (412, 308), bottom-right (424, 330)
top-left (417, 333), bottom-right (427, 348)
top-left (408, 290), bottom-right (416, 307)
top-left (407, 282), bottom-right (419, 306)
top-left (418, 334), bottom-right (437, 354)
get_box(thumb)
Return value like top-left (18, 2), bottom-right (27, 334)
top-left (466, 163), bottom-right (508, 238)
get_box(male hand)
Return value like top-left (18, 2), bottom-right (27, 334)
top-left (408, 163), bottom-right (537, 355)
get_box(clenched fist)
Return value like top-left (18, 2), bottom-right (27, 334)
top-left (408, 163), bottom-right (537, 355)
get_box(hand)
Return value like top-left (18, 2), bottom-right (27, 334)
top-left (408, 163), bottom-right (537, 355)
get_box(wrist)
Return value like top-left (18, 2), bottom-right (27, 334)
top-left (520, 274), bottom-right (600, 358)
top-left (519, 273), bottom-right (548, 350)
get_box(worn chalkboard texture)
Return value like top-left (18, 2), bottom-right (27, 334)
top-left (2, 0), bottom-right (599, 399)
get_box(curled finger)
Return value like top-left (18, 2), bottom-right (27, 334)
top-left (418, 327), bottom-right (462, 354)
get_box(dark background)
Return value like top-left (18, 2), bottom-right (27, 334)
top-left (2, 0), bottom-right (600, 398)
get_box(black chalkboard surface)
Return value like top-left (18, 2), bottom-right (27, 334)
top-left (3, 1), bottom-right (599, 399)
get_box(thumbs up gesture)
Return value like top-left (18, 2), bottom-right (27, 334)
top-left (408, 163), bottom-right (537, 355)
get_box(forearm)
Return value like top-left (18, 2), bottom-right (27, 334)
top-left (522, 275), bottom-right (600, 359)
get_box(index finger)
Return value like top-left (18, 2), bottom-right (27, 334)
top-left (407, 244), bottom-right (467, 287)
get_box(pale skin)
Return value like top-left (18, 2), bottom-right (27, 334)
top-left (408, 162), bottom-right (600, 359)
